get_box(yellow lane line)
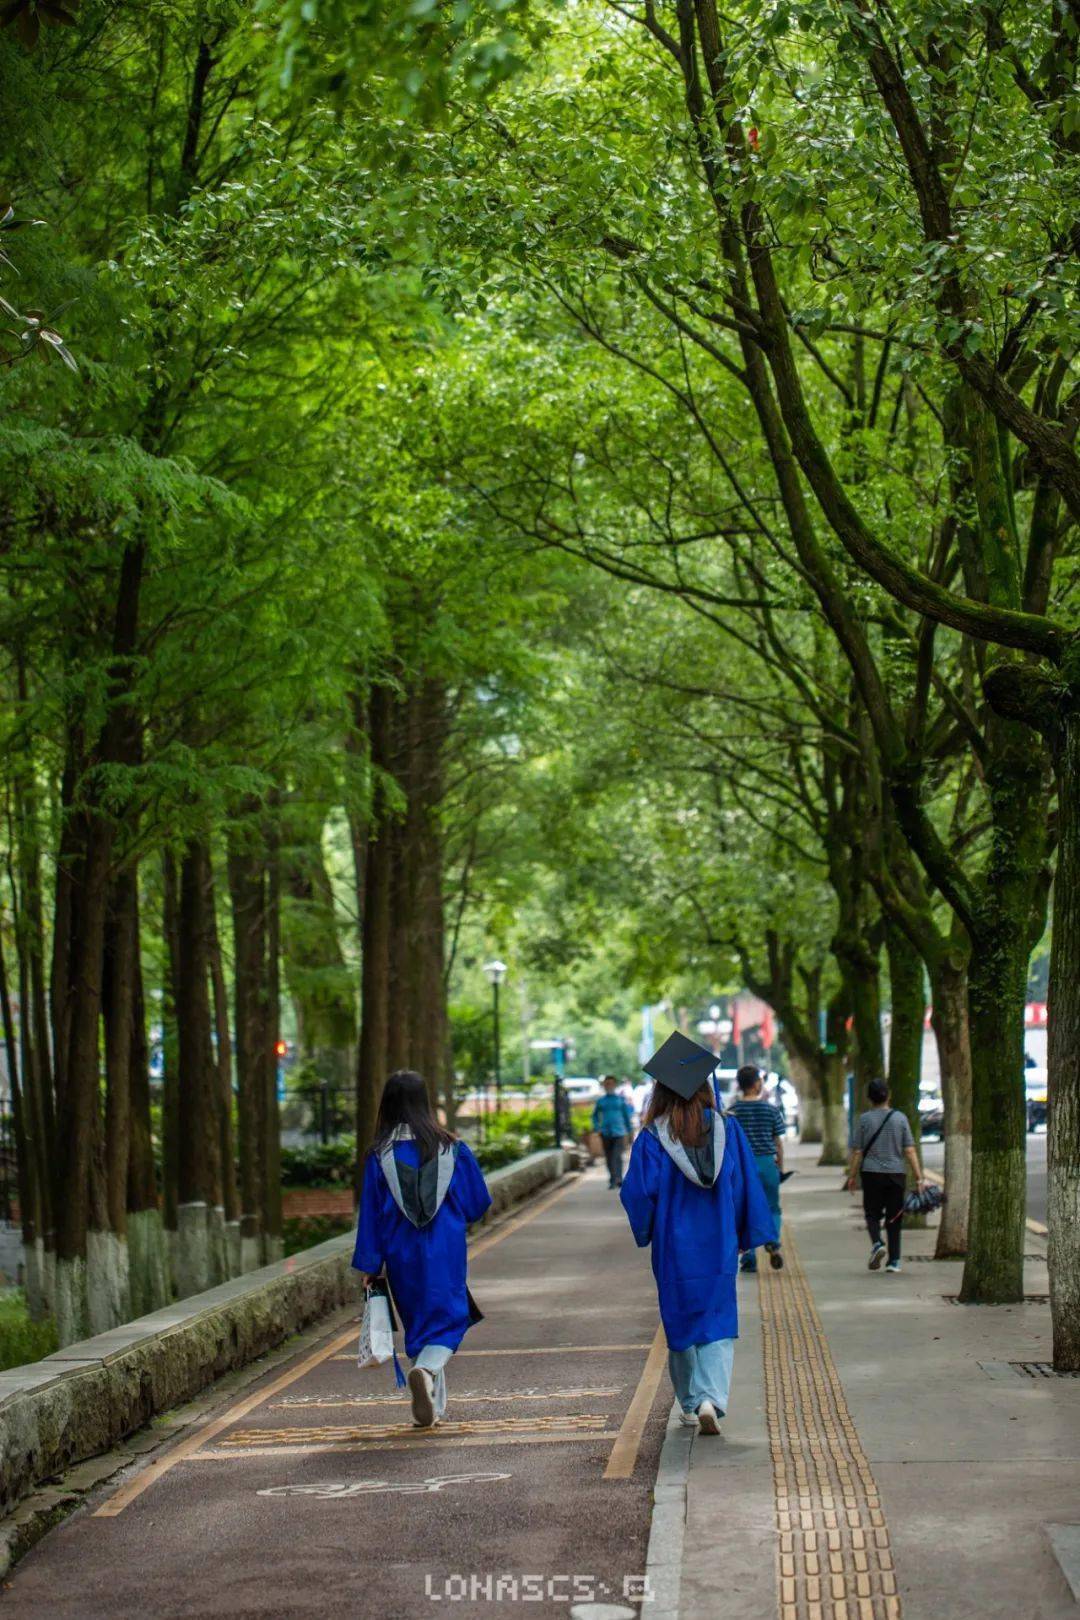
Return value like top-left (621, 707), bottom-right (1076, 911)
top-left (468, 1172), bottom-right (582, 1261)
top-left (95, 1170), bottom-right (587, 1518)
top-left (92, 1324), bottom-right (359, 1518)
top-left (602, 1323), bottom-right (667, 1481)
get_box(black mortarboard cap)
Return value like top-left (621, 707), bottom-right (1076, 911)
top-left (642, 1030), bottom-right (718, 1101)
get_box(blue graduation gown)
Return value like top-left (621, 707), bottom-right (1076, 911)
top-left (352, 1140), bottom-right (492, 1358)
top-left (619, 1112), bottom-right (777, 1351)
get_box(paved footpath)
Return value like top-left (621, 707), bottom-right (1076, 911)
top-left (6, 1150), bottom-right (1080, 1620)
top-left (679, 1147), bottom-right (1080, 1620)
top-left (2, 1168), bottom-right (670, 1619)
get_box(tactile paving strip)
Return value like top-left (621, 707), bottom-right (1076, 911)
top-left (759, 1234), bottom-right (901, 1620)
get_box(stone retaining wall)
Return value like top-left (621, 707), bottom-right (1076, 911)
top-left (0, 1149), bottom-right (567, 1520)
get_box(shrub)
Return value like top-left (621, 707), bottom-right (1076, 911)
top-left (280, 1136), bottom-right (357, 1187)
top-left (282, 1214), bottom-right (354, 1256)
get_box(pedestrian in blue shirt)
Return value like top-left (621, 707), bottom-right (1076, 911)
top-left (593, 1074), bottom-right (635, 1189)
top-left (620, 1056), bottom-right (776, 1435)
top-left (354, 1070), bottom-right (492, 1427)
top-left (728, 1065), bottom-right (785, 1274)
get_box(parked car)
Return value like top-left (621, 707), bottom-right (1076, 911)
top-left (1026, 1067), bottom-right (1047, 1132)
top-left (561, 1076), bottom-right (603, 1103)
top-left (918, 1091), bottom-right (944, 1140)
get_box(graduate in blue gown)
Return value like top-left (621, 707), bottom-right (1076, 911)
top-left (353, 1069), bottom-right (492, 1427)
top-left (620, 1031), bottom-right (777, 1434)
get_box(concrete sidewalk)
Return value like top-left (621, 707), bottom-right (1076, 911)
top-left (676, 1145), bottom-right (1080, 1620)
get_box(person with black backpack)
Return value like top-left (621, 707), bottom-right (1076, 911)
top-left (846, 1078), bottom-right (927, 1273)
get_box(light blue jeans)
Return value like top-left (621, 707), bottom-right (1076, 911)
top-left (668, 1338), bottom-right (735, 1416)
top-left (413, 1343), bottom-right (453, 1418)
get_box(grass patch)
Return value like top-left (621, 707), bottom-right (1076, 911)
top-left (0, 1291), bottom-right (58, 1370)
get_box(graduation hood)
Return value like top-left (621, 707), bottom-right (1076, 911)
top-left (651, 1110), bottom-right (726, 1187)
top-left (378, 1131), bottom-right (459, 1227)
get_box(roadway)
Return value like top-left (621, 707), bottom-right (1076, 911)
top-left (922, 1130), bottom-right (1048, 1226)
top-left (2, 1169), bottom-right (670, 1619)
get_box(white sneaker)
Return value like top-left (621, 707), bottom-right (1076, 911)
top-left (697, 1399), bottom-right (722, 1435)
top-left (885, 1260), bottom-right (902, 1274)
top-left (678, 1410), bottom-right (699, 1427)
top-left (868, 1242), bottom-right (886, 1270)
top-left (408, 1366), bottom-right (436, 1427)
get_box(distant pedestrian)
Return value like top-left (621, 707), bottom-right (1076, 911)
top-left (621, 1032), bottom-right (777, 1435)
top-left (846, 1078), bottom-right (927, 1274)
top-left (354, 1069), bottom-right (492, 1427)
top-left (728, 1064), bottom-right (785, 1273)
top-left (593, 1074), bottom-right (634, 1189)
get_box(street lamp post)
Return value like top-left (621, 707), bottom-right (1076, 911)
top-left (483, 960), bottom-right (507, 1118)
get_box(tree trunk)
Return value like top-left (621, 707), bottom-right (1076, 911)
top-left (885, 916), bottom-right (924, 1147)
top-left (263, 813), bottom-right (283, 1264)
top-left (175, 840), bottom-right (225, 1297)
top-left (52, 803), bottom-right (112, 1345)
top-left (206, 854), bottom-right (240, 1275)
top-left (0, 921), bottom-right (43, 1317)
top-left (1047, 706), bottom-right (1080, 1368)
top-left (13, 723), bottom-right (55, 1288)
top-left (357, 685), bottom-right (394, 1174)
top-left (929, 954), bottom-right (972, 1258)
top-left (960, 726), bottom-right (1043, 1302)
top-left (53, 538), bottom-right (146, 1343)
top-left (819, 997), bottom-right (851, 1165)
top-left (229, 832), bottom-right (266, 1273)
top-left (412, 681), bottom-right (449, 1104)
top-left (99, 868), bottom-right (138, 1327)
top-left (128, 890), bottom-right (170, 1316)
top-left (161, 850), bottom-right (181, 1259)
top-left (799, 1090), bottom-right (822, 1143)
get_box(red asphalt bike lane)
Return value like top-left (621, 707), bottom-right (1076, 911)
top-left (2, 1169), bottom-right (671, 1620)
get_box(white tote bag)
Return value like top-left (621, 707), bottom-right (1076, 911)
top-left (357, 1286), bottom-right (395, 1369)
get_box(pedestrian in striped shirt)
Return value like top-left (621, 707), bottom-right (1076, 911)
top-left (728, 1066), bottom-right (785, 1274)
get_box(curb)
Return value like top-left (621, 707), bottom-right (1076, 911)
top-left (642, 1401), bottom-right (693, 1620)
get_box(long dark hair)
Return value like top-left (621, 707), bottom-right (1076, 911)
top-left (371, 1070), bottom-right (454, 1162)
top-left (644, 1081), bottom-right (713, 1147)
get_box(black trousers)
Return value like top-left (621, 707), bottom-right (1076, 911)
top-left (862, 1171), bottom-right (906, 1263)
top-left (601, 1134), bottom-right (626, 1187)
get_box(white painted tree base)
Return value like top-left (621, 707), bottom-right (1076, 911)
top-left (129, 1209), bottom-right (172, 1315)
top-left (820, 1103), bottom-right (848, 1166)
top-left (54, 1256), bottom-right (89, 1347)
top-left (801, 1094), bottom-right (823, 1144)
top-left (936, 1131), bottom-right (970, 1256)
top-left (22, 1238), bottom-right (48, 1320)
top-left (240, 1233), bottom-right (262, 1274)
top-left (175, 1202), bottom-right (214, 1300)
top-left (87, 1231), bottom-right (130, 1335)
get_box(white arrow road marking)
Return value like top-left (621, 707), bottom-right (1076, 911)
top-left (257, 1471), bottom-right (511, 1499)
